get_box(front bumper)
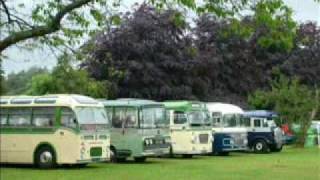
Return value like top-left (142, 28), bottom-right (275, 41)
top-left (141, 147), bottom-right (170, 157)
top-left (76, 157), bottom-right (109, 163)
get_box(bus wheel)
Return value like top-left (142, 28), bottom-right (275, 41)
top-left (134, 157), bottom-right (146, 162)
top-left (182, 154), bottom-right (193, 158)
top-left (35, 146), bottom-right (56, 169)
top-left (253, 140), bottom-right (269, 153)
top-left (110, 148), bottom-right (117, 163)
top-left (218, 152), bottom-right (229, 156)
top-left (74, 163), bottom-right (88, 168)
top-left (273, 145), bottom-right (283, 152)
top-left (169, 146), bottom-right (174, 158)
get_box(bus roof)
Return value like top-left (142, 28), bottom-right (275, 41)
top-left (244, 110), bottom-right (278, 118)
top-left (100, 98), bottom-right (163, 107)
top-left (206, 102), bottom-right (244, 115)
top-left (0, 94), bottom-right (102, 107)
top-left (162, 101), bottom-right (205, 111)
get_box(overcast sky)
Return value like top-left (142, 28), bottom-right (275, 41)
top-left (2, 0), bottom-right (320, 75)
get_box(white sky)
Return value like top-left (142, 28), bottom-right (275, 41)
top-left (2, 0), bottom-right (320, 75)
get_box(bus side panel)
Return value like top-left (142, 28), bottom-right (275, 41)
top-left (247, 131), bottom-right (274, 147)
top-left (111, 128), bottom-right (142, 157)
top-left (1, 133), bottom-right (35, 164)
top-left (0, 129), bottom-right (81, 164)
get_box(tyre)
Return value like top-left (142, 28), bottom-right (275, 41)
top-left (134, 157), bottom-right (146, 162)
top-left (169, 145), bottom-right (174, 158)
top-left (217, 152), bottom-right (229, 156)
top-left (74, 163), bottom-right (88, 168)
top-left (35, 146), bottom-right (56, 169)
top-left (182, 154), bottom-right (193, 158)
top-left (110, 147), bottom-right (118, 163)
top-left (253, 140), bottom-right (270, 153)
top-left (272, 145), bottom-right (283, 152)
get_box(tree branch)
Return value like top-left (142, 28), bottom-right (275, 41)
top-left (0, 0), bottom-right (11, 23)
top-left (0, 0), bottom-right (92, 53)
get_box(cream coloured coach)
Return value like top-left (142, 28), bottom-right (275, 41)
top-left (0, 94), bottom-right (110, 168)
top-left (163, 101), bottom-right (213, 158)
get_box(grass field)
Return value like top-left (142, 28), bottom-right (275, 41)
top-left (1, 147), bottom-right (319, 180)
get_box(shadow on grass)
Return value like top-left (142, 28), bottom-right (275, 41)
top-left (0, 163), bottom-right (100, 170)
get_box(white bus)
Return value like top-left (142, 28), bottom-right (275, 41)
top-left (206, 103), bottom-right (248, 155)
top-left (0, 95), bottom-right (110, 168)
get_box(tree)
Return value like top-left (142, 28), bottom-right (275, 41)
top-left (28, 54), bottom-right (109, 98)
top-left (0, 0), bottom-right (298, 55)
top-left (248, 73), bottom-right (319, 147)
top-left (3, 67), bottom-right (49, 95)
top-left (0, 68), bottom-right (6, 95)
top-left (82, 3), bottom-right (320, 106)
top-left (82, 5), bottom-right (201, 100)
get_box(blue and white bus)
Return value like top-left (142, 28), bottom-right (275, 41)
top-left (206, 103), bottom-right (248, 155)
top-left (243, 110), bottom-right (283, 153)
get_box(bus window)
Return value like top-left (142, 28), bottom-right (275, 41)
top-left (263, 119), bottom-right (269, 127)
top-left (173, 111), bottom-right (187, 124)
top-left (113, 108), bottom-right (138, 128)
top-left (32, 107), bottom-right (55, 127)
top-left (8, 108), bottom-right (32, 126)
top-left (61, 107), bottom-right (77, 129)
top-left (223, 114), bottom-right (237, 127)
top-left (0, 108), bottom-right (8, 125)
top-left (212, 112), bottom-right (222, 126)
top-left (105, 107), bottom-right (113, 123)
top-left (240, 117), bottom-right (251, 127)
top-left (253, 119), bottom-right (261, 127)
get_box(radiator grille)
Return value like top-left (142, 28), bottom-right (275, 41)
top-left (199, 134), bottom-right (209, 144)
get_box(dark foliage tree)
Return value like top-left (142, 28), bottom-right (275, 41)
top-left (83, 5), bottom-right (209, 100)
top-left (83, 4), bottom-right (320, 107)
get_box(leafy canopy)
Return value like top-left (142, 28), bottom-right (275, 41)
top-left (0, 0), bottom-right (300, 55)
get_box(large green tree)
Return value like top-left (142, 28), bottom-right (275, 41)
top-left (0, 0), bottom-right (299, 55)
top-left (28, 54), bottom-right (109, 98)
top-left (249, 73), bottom-right (319, 147)
top-left (3, 67), bottom-right (48, 95)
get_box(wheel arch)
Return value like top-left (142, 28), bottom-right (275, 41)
top-left (249, 137), bottom-right (270, 148)
top-left (33, 142), bottom-right (58, 164)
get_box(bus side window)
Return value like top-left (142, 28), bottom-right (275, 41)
top-left (113, 108), bottom-right (124, 128)
top-left (125, 108), bottom-right (137, 128)
top-left (263, 119), bottom-right (269, 127)
top-left (173, 111), bottom-right (187, 124)
top-left (212, 112), bottom-right (221, 126)
top-left (0, 108), bottom-right (8, 125)
top-left (61, 107), bottom-right (77, 129)
top-left (253, 119), bottom-right (261, 128)
top-left (32, 107), bottom-right (55, 127)
top-left (105, 107), bottom-right (113, 123)
top-left (8, 108), bottom-right (32, 126)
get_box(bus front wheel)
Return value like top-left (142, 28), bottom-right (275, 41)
top-left (253, 140), bottom-right (270, 154)
top-left (134, 157), bottom-right (146, 162)
top-left (182, 154), bottom-right (193, 158)
top-left (35, 146), bottom-right (56, 169)
top-left (110, 147), bottom-right (117, 163)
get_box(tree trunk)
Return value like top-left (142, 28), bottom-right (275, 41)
top-left (296, 88), bottom-right (319, 147)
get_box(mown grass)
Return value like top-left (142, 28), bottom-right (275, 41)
top-left (1, 147), bottom-right (319, 180)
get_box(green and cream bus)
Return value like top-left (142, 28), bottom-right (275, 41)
top-left (163, 101), bottom-right (213, 158)
top-left (0, 95), bottom-right (110, 168)
top-left (100, 99), bottom-right (171, 162)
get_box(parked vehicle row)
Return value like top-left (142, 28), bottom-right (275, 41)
top-left (0, 94), bottom-right (285, 168)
